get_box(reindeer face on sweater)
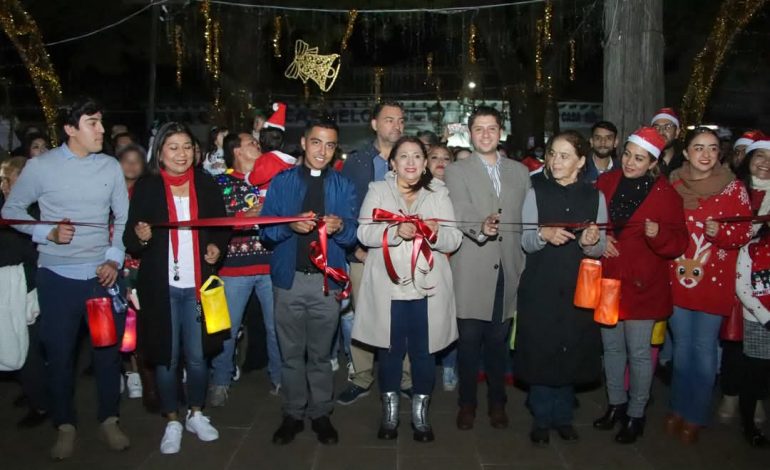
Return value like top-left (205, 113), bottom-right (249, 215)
top-left (674, 233), bottom-right (712, 289)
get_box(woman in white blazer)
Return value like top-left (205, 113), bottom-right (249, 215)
top-left (353, 136), bottom-right (462, 443)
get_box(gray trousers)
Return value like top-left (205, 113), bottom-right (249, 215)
top-left (601, 319), bottom-right (655, 418)
top-left (274, 273), bottom-right (340, 420)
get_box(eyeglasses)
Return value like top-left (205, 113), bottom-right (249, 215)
top-left (653, 123), bottom-right (677, 132)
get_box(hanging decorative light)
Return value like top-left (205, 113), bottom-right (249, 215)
top-left (273, 15), bottom-right (282, 58)
top-left (569, 38), bottom-right (577, 82)
top-left (340, 9), bottom-right (358, 52)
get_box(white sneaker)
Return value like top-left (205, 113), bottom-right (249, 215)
top-left (185, 410), bottom-right (219, 441)
top-left (346, 361), bottom-right (355, 381)
top-left (160, 421), bottom-right (183, 454)
top-left (126, 372), bottom-right (143, 399)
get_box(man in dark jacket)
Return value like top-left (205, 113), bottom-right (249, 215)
top-left (261, 119), bottom-right (358, 446)
top-left (583, 120), bottom-right (619, 183)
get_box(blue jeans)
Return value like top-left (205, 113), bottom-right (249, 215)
top-left (156, 287), bottom-right (207, 414)
top-left (212, 275), bottom-right (280, 386)
top-left (37, 268), bottom-right (126, 426)
top-left (529, 385), bottom-right (575, 429)
top-left (669, 306), bottom-right (723, 425)
top-left (377, 298), bottom-right (434, 395)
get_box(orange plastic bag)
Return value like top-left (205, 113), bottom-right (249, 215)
top-left (574, 259), bottom-right (603, 309)
top-left (594, 278), bottom-right (620, 326)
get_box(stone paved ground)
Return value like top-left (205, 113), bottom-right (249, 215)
top-left (1, 365), bottom-right (769, 470)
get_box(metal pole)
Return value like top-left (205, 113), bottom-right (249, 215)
top-left (146, 1), bottom-right (160, 132)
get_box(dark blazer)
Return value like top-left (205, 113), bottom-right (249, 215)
top-left (123, 170), bottom-right (230, 366)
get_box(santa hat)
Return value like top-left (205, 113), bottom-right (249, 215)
top-left (650, 107), bottom-right (680, 128)
top-left (746, 138), bottom-right (770, 155)
top-left (263, 102), bottom-right (287, 131)
top-left (734, 130), bottom-right (763, 149)
top-left (627, 126), bottom-right (667, 159)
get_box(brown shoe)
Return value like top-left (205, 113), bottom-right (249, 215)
top-left (680, 422), bottom-right (699, 444)
top-left (488, 403), bottom-right (509, 429)
top-left (663, 413), bottom-right (683, 437)
top-left (456, 404), bottom-right (476, 430)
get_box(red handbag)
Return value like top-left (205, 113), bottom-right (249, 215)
top-left (86, 297), bottom-right (118, 347)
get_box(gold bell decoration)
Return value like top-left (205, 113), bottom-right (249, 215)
top-left (284, 40), bottom-right (341, 93)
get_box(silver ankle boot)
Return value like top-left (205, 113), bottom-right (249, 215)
top-left (412, 394), bottom-right (435, 442)
top-left (377, 392), bottom-right (399, 440)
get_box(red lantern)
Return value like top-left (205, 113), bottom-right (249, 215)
top-left (594, 278), bottom-right (621, 326)
top-left (86, 297), bottom-right (117, 347)
top-left (574, 259), bottom-right (602, 309)
top-left (120, 307), bottom-right (137, 353)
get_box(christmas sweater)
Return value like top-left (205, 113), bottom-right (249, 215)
top-left (246, 150), bottom-right (297, 201)
top-left (670, 179), bottom-right (752, 316)
top-left (215, 170), bottom-right (271, 276)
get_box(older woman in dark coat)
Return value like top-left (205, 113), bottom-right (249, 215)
top-left (515, 130), bottom-right (607, 446)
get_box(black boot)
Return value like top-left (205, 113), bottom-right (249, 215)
top-left (593, 403), bottom-right (627, 430)
top-left (615, 416), bottom-right (645, 444)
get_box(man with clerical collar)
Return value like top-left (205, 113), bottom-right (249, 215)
top-left (260, 119), bottom-right (358, 446)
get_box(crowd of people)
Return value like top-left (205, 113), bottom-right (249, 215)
top-left (2, 96), bottom-right (770, 461)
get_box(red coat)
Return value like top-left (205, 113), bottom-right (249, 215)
top-left (669, 179), bottom-right (753, 316)
top-left (597, 170), bottom-right (689, 320)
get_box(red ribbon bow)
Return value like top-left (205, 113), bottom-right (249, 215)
top-left (371, 208), bottom-right (438, 286)
top-left (309, 220), bottom-right (351, 300)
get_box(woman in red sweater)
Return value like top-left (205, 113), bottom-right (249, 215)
top-left (594, 128), bottom-right (689, 444)
top-left (666, 127), bottom-right (753, 444)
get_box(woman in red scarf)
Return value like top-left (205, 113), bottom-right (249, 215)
top-left (666, 127), bottom-right (752, 444)
top-left (124, 122), bottom-right (229, 455)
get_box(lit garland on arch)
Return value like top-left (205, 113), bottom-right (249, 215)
top-left (0, 0), bottom-right (62, 143)
top-left (680, 0), bottom-right (767, 128)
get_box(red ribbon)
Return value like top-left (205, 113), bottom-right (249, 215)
top-left (371, 208), bottom-right (438, 286)
top-left (309, 220), bottom-right (351, 300)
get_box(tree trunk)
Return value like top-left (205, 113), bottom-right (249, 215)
top-left (603, 0), bottom-right (664, 139)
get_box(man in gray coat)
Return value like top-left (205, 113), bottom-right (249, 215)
top-left (444, 105), bottom-right (530, 431)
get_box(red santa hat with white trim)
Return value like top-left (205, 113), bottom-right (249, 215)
top-left (746, 135), bottom-right (770, 155)
top-left (650, 107), bottom-right (680, 128)
top-left (734, 129), bottom-right (763, 149)
top-left (263, 102), bottom-right (287, 131)
top-left (627, 126), bottom-right (667, 159)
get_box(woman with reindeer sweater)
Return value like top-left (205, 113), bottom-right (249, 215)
top-left (666, 127), bottom-right (752, 444)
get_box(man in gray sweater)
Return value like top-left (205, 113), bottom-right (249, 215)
top-left (2, 98), bottom-right (130, 460)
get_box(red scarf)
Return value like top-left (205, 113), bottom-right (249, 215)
top-left (161, 168), bottom-right (202, 300)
